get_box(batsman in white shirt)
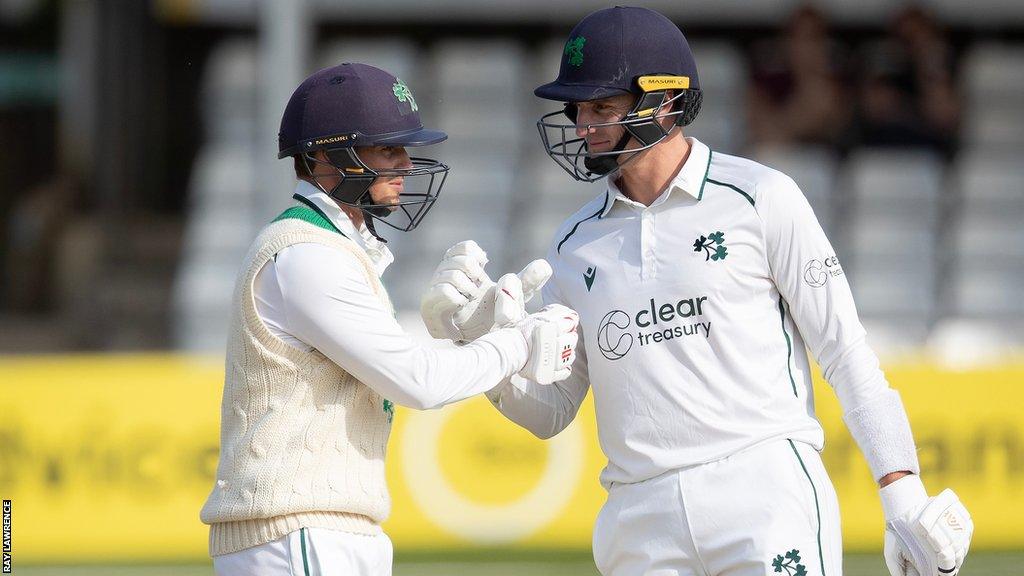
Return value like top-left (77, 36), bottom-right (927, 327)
top-left (200, 62), bottom-right (579, 576)
top-left (421, 7), bottom-right (972, 576)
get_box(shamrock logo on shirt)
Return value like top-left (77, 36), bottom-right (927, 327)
top-left (693, 231), bottom-right (728, 262)
top-left (772, 549), bottom-right (807, 576)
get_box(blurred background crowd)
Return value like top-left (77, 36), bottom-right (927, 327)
top-left (0, 0), bottom-right (1021, 363)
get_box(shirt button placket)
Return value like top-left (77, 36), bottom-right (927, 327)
top-left (642, 210), bottom-right (656, 280)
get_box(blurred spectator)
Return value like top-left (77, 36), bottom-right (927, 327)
top-left (3, 177), bottom-right (77, 312)
top-left (855, 5), bottom-right (960, 154)
top-left (747, 5), bottom-right (852, 148)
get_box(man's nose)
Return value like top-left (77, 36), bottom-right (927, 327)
top-left (574, 119), bottom-right (595, 139)
top-left (395, 149), bottom-right (413, 170)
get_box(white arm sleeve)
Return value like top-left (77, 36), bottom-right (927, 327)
top-left (757, 171), bottom-right (919, 480)
top-left (484, 249), bottom-right (590, 439)
top-left (264, 243), bottom-right (529, 411)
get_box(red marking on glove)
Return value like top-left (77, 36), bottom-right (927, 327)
top-left (501, 288), bottom-right (515, 299)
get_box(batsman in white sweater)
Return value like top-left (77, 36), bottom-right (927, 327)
top-left (200, 63), bottom-right (579, 576)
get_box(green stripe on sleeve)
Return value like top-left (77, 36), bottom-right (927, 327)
top-left (706, 178), bottom-right (755, 207)
top-left (778, 296), bottom-right (798, 397)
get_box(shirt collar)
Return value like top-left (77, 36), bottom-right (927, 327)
top-left (293, 180), bottom-right (395, 275)
top-left (600, 137), bottom-right (712, 217)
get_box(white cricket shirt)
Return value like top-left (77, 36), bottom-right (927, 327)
top-left (489, 138), bottom-right (894, 487)
top-left (252, 180), bottom-right (529, 410)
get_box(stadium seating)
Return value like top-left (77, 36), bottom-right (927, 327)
top-left (946, 152), bottom-right (1024, 320)
top-left (173, 35), bottom-right (1024, 363)
top-left (752, 145), bottom-right (840, 240)
top-left (318, 38), bottom-right (419, 85)
top-left (174, 40), bottom-right (261, 352)
top-left (685, 41), bottom-right (747, 154)
top-left (962, 43), bottom-right (1024, 150)
top-left (841, 150), bottom-right (945, 349)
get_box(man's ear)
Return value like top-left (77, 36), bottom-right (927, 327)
top-left (658, 90), bottom-right (679, 128)
top-left (664, 90), bottom-right (678, 111)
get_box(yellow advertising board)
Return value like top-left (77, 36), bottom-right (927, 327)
top-left (0, 355), bottom-right (1021, 563)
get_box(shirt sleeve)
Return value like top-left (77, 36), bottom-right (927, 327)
top-left (267, 242), bottom-right (529, 410)
top-left (485, 247), bottom-right (591, 439)
top-left (756, 169), bottom-right (886, 409)
top-left (757, 170), bottom-right (920, 479)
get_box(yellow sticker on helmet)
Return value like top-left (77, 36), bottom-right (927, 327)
top-left (637, 75), bottom-right (691, 92)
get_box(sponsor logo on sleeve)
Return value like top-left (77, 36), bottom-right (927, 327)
top-left (802, 255), bottom-right (843, 288)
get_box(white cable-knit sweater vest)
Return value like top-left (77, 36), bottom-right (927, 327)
top-left (200, 207), bottom-right (394, 556)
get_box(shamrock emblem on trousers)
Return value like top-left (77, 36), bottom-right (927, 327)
top-left (772, 549), bottom-right (807, 576)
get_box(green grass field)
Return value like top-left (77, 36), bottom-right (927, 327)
top-left (13, 552), bottom-right (1023, 576)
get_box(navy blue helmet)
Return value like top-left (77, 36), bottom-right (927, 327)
top-left (535, 6), bottom-right (703, 181)
top-left (279, 63), bottom-right (448, 237)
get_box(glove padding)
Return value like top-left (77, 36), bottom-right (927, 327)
top-left (881, 475), bottom-right (973, 576)
top-left (420, 240), bottom-right (552, 343)
top-left (515, 304), bottom-right (579, 385)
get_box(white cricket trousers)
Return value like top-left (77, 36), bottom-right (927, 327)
top-left (213, 527), bottom-right (393, 576)
top-left (592, 439), bottom-right (842, 576)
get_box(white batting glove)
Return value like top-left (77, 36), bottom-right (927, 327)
top-left (881, 475), bottom-right (973, 576)
top-left (420, 240), bottom-right (490, 341)
top-left (420, 240), bottom-right (552, 343)
top-left (515, 304), bottom-right (579, 385)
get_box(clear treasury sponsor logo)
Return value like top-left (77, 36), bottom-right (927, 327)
top-left (802, 255), bottom-right (843, 288)
top-left (596, 295), bottom-right (712, 360)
